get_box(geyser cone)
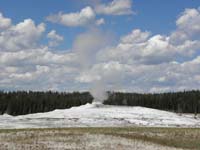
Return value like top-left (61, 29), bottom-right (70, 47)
top-left (91, 101), bottom-right (104, 108)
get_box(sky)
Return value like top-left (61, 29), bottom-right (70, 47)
top-left (0, 0), bottom-right (200, 93)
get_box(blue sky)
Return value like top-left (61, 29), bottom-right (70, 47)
top-left (0, 0), bottom-right (200, 93)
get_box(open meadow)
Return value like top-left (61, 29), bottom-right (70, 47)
top-left (0, 127), bottom-right (199, 150)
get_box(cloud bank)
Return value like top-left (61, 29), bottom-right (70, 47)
top-left (0, 5), bottom-right (200, 93)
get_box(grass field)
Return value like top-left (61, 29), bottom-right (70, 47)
top-left (0, 127), bottom-right (199, 150)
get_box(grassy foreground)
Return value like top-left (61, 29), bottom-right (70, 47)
top-left (0, 127), bottom-right (199, 150)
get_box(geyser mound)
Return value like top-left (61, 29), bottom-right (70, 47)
top-left (91, 101), bottom-right (105, 108)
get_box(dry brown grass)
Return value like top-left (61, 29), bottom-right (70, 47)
top-left (0, 127), bottom-right (199, 150)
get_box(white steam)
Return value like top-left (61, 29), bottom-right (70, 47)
top-left (73, 28), bottom-right (110, 69)
top-left (73, 28), bottom-right (114, 103)
top-left (90, 81), bottom-right (108, 103)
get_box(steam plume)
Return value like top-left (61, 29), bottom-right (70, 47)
top-left (73, 28), bottom-right (113, 102)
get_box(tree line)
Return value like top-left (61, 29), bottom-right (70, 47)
top-left (0, 90), bottom-right (200, 116)
top-left (105, 90), bottom-right (200, 114)
top-left (0, 91), bottom-right (93, 116)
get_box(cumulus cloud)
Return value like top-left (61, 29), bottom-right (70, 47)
top-left (176, 8), bottom-right (200, 34)
top-left (170, 8), bottom-right (200, 44)
top-left (121, 29), bottom-right (150, 44)
top-left (0, 19), bottom-right (45, 51)
top-left (0, 13), bottom-right (11, 29)
top-left (0, 12), bottom-right (77, 91)
top-left (0, 47), bottom-right (78, 91)
top-left (76, 61), bottom-right (128, 85)
top-left (1, 7), bottom-right (200, 93)
top-left (9, 65), bottom-right (50, 81)
top-left (77, 7), bottom-right (200, 93)
top-left (95, 18), bottom-right (105, 25)
top-left (95, 0), bottom-right (133, 15)
top-left (0, 48), bottom-right (76, 66)
top-left (47, 1), bottom-right (134, 27)
top-left (47, 30), bottom-right (64, 47)
top-left (99, 7), bottom-right (200, 65)
top-left (98, 30), bottom-right (175, 65)
top-left (46, 6), bottom-right (96, 27)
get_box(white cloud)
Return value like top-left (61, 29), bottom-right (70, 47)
top-left (95, 0), bottom-right (133, 15)
top-left (0, 47), bottom-right (79, 91)
top-left (95, 18), bottom-right (105, 25)
top-left (98, 31), bottom-right (175, 65)
top-left (84, 8), bottom-right (200, 92)
top-left (170, 8), bottom-right (200, 44)
top-left (47, 30), bottom-right (63, 41)
top-left (121, 29), bottom-right (150, 44)
top-left (47, 30), bottom-right (64, 47)
top-left (9, 65), bottom-right (50, 81)
top-left (176, 8), bottom-right (200, 34)
top-left (1, 8), bottom-right (200, 93)
top-left (0, 12), bottom-right (79, 91)
top-left (0, 13), bottom-right (11, 29)
top-left (46, 6), bottom-right (96, 27)
top-left (99, 7), bottom-right (200, 65)
top-left (76, 61), bottom-right (127, 83)
top-left (0, 18), bottom-right (45, 51)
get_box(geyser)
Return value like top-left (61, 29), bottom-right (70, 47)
top-left (90, 81), bottom-right (108, 106)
